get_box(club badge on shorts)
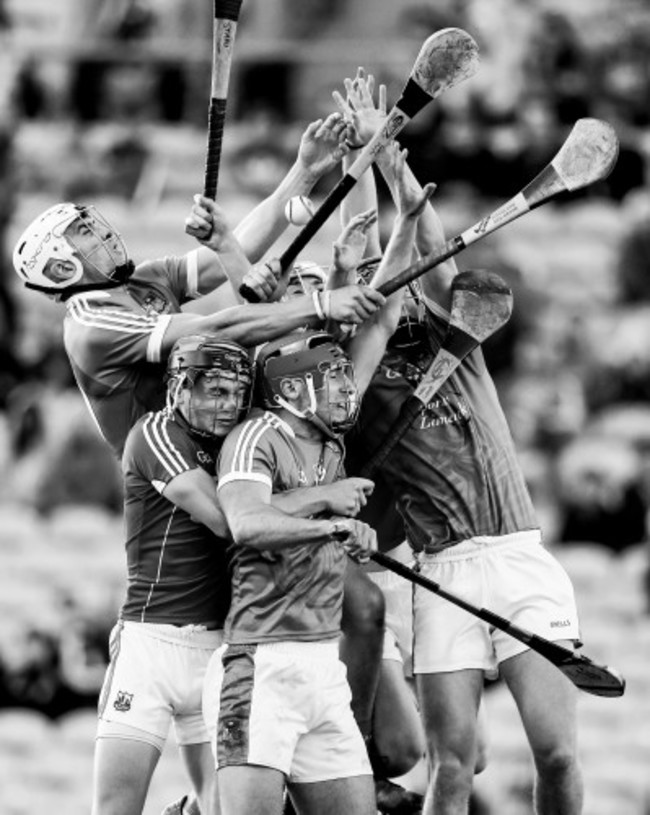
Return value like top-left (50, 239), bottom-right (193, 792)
top-left (113, 690), bottom-right (134, 712)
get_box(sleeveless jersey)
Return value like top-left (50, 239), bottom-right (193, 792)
top-left (217, 409), bottom-right (347, 645)
top-left (64, 255), bottom-right (199, 458)
top-left (349, 300), bottom-right (538, 553)
top-left (120, 409), bottom-right (231, 626)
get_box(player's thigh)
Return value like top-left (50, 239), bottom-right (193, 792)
top-left (341, 560), bottom-right (385, 632)
top-left (217, 765), bottom-right (285, 815)
top-left (416, 669), bottom-right (483, 756)
top-left (179, 742), bottom-right (217, 813)
top-left (92, 737), bottom-right (160, 815)
top-left (289, 775), bottom-right (376, 815)
top-left (500, 644), bottom-right (579, 757)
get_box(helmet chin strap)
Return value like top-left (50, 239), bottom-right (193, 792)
top-left (274, 374), bottom-right (342, 440)
top-left (27, 261), bottom-right (136, 300)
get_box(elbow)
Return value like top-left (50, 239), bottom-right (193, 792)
top-left (228, 516), bottom-right (263, 549)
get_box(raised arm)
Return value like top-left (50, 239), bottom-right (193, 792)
top-left (347, 143), bottom-right (435, 395)
top-left (184, 194), bottom-right (253, 308)
top-left (328, 208), bottom-right (378, 290)
top-left (233, 113), bottom-right (351, 263)
top-left (333, 68), bottom-right (386, 259)
top-left (342, 70), bottom-right (458, 310)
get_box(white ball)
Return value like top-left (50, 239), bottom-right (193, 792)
top-left (284, 195), bottom-right (315, 226)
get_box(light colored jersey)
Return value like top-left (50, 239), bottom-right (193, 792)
top-left (120, 410), bottom-right (230, 626)
top-left (64, 255), bottom-right (200, 458)
top-left (350, 301), bottom-right (538, 553)
top-left (217, 409), bottom-right (347, 644)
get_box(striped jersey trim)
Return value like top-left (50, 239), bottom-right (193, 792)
top-left (147, 314), bottom-right (172, 363)
top-left (67, 297), bottom-right (160, 333)
top-left (142, 413), bottom-right (191, 480)
top-left (141, 507), bottom-right (177, 621)
top-left (185, 248), bottom-right (200, 299)
top-left (218, 471), bottom-right (272, 490)
top-left (217, 413), bottom-right (288, 491)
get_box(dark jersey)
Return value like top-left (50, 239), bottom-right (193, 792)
top-left (217, 409), bottom-right (347, 644)
top-left (120, 410), bottom-right (231, 626)
top-left (64, 255), bottom-right (201, 458)
top-left (348, 299), bottom-right (538, 553)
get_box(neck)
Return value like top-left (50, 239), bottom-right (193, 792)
top-left (276, 408), bottom-right (324, 442)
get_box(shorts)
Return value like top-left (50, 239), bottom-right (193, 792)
top-left (97, 620), bottom-right (223, 749)
top-left (202, 640), bottom-right (372, 783)
top-left (365, 541), bottom-right (415, 671)
top-left (412, 530), bottom-right (581, 678)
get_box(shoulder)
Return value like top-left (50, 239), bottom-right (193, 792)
top-left (65, 290), bottom-right (160, 336)
top-left (134, 257), bottom-right (184, 284)
top-left (222, 409), bottom-right (287, 455)
top-left (124, 411), bottom-right (196, 475)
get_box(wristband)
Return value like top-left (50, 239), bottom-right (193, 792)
top-left (312, 290), bottom-right (326, 322)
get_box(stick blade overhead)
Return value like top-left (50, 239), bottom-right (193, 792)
top-left (412, 28), bottom-right (480, 99)
top-left (552, 118), bottom-right (620, 192)
top-left (448, 270), bottom-right (513, 343)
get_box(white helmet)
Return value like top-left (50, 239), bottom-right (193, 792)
top-left (13, 203), bottom-right (130, 296)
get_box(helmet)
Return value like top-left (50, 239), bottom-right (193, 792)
top-left (256, 330), bottom-right (359, 437)
top-left (356, 255), bottom-right (427, 351)
top-left (390, 278), bottom-right (428, 350)
top-left (13, 203), bottom-right (131, 297)
top-left (285, 261), bottom-right (328, 298)
top-left (355, 255), bottom-right (382, 285)
top-left (167, 334), bottom-right (253, 439)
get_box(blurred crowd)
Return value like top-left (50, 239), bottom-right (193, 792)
top-left (1, 0), bottom-right (650, 718)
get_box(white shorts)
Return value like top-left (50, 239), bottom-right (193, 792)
top-left (98, 621), bottom-right (223, 749)
top-left (412, 530), bottom-right (581, 678)
top-left (202, 640), bottom-right (372, 783)
top-left (365, 542), bottom-right (415, 671)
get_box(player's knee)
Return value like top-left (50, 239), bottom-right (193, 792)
top-left (376, 736), bottom-right (424, 778)
top-left (341, 576), bottom-right (385, 635)
top-left (534, 744), bottom-right (579, 779)
top-left (433, 751), bottom-right (475, 794)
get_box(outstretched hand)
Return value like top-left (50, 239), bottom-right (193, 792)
top-left (386, 142), bottom-right (436, 218)
top-left (297, 113), bottom-right (351, 179)
top-left (332, 208), bottom-right (378, 277)
top-left (332, 67), bottom-right (387, 148)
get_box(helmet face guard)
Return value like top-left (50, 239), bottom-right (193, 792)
top-left (285, 261), bottom-right (328, 299)
top-left (167, 335), bottom-right (253, 439)
top-left (257, 331), bottom-right (360, 437)
top-left (356, 255), bottom-right (427, 350)
top-left (13, 204), bottom-right (130, 296)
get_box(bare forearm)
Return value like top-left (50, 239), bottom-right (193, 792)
top-left (375, 150), bottom-right (457, 304)
top-left (165, 297), bottom-right (321, 351)
top-left (340, 153), bottom-right (382, 257)
top-left (234, 160), bottom-right (321, 262)
top-left (272, 486), bottom-right (330, 518)
top-left (229, 505), bottom-right (334, 550)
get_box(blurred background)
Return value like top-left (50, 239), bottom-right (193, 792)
top-left (0, 0), bottom-right (649, 813)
